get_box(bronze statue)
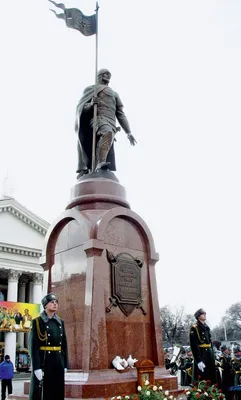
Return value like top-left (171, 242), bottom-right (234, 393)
top-left (75, 69), bottom-right (136, 177)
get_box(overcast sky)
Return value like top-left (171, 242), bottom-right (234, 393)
top-left (1, 0), bottom-right (241, 329)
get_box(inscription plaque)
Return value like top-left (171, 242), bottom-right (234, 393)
top-left (106, 250), bottom-right (146, 316)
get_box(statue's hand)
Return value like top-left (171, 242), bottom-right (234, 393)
top-left (127, 133), bottom-right (137, 146)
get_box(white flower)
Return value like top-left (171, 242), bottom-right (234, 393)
top-left (204, 393), bottom-right (209, 397)
top-left (137, 386), bottom-right (142, 392)
top-left (169, 396), bottom-right (173, 399)
top-left (125, 397), bottom-right (130, 399)
top-left (159, 386), bottom-right (163, 390)
top-left (111, 398), bottom-right (115, 400)
top-left (146, 391), bottom-right (150, 396)
top-left (165, 391), bottom-right (169, 396)
top-left (186, 392), bottom-right (190, 396)
top-left (153, 386), bottom-right (158, 391)
top-left (117, 397), bottom-right (122, 400)
top-left (197, 389), bottom-right (202, 392)
top-left (164, 398), bottom-right (167, 400)
top-left (145, 380), bottom-right (150, 386)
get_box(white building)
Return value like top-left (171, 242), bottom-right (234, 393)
top-left (0, 195), bottom-right (49, 368)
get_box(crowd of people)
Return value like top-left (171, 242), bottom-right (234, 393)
top-left (164, 308), bottom-right (241, 399)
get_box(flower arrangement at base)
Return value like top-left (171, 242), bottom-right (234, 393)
top-left (109, 380), bottom-right (177, 400)
top-left (185, 380), bottom-right (225, 400)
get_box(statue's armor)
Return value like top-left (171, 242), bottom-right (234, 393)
top-left (89, 85), bottom-right (131, 135)
top-left (96, 86), bottom-right (118, 125)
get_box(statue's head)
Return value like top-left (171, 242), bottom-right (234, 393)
top-left (97, 68), bottom-right (111, 85)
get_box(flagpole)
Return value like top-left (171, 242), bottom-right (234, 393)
top-left (91, 1), bottom-right (99, 172)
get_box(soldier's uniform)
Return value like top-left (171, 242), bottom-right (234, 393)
top-left (219, 345), bottom-right (234, 400)
top-left (29, 294), bottom-right (68, 400)
top-left (229, 347), bottom-right (241, 400)
top-left (179, 349), bottom-right (193, 387)
top-left (189, 309), bottom-right (216, 384)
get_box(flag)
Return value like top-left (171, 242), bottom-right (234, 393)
top-left (48, 0), bottom-right (97, 36)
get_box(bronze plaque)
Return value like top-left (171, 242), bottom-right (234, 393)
top-left (106, 250), bottom-right (146, 316)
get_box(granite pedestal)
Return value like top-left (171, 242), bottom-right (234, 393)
top-left (25, 171), bottom-right (178, 398)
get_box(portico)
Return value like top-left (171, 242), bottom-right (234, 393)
top-left (0, 196), bottom-right (49, 369)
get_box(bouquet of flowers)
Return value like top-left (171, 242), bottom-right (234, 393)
top-left (110, 380), bottom-right (177, 400)
top-left (185, 380), bottom-right (225, 400)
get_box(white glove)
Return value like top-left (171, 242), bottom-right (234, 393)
top-left (64, 368), bottom-right (67, 372)
top-left (34, 369), bottom-right (43, 381)
top-left (197, 361), bottom-right (206, 372)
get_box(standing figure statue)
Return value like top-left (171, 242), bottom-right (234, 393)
top-left (75, 69), bottom-right (136, 177)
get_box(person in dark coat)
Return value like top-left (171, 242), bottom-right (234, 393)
top-left (189, 308), bottom-right (216, 384)
top-left (75, 68), bottom-right (136, 176)
top-left (0, 355), bottom-right (14, 400)
top-left (164, 349), bottom-right (172, 370)
top-left (29, 293), bottom-right (68, 400)
top-left (229, 346), bottom-right (241, 400)
top-left (219, 344), bottom-right (233, 400)
top-left (179, 348), bottom-right (193, 386)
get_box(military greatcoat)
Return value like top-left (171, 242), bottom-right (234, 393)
top-left (220, 354), bottom-right (234, 400)
top-left (179, 356), bottom-right (193, 386)
top-left (29, 311), bottom-right (68, 400)
top-left (189, 321), bottom-right (216, 384)
top-left (229, 356), bottom-right (241, 400)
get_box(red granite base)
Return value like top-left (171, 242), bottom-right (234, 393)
top-left (22, 369), bottom-right (179, 399)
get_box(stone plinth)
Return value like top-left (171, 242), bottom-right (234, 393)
top-left (36, 171), bottom-right (177, 398)
top-left (22, 370), bottom-right (181, 399)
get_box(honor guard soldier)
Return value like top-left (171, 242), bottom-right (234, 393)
top-left (220, 344), bottom-right (233, 400)
top-left (189, 308), bottom-right (216, 384)
top-left (230, 346), bottom-right (241, 400)
top-left (29, 293), bottom-right (68, 400)
top-left (179, 347), bottom-right (193, 387)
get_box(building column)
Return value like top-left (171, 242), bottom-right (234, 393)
top-left (32, 273), bottom-right (43, 305)
top-left (27, 273), bottom-right (43, 369)
top-left (18, 281), bottom-right (26, 303)
top-left (28, 281), bottom-right (33, 303)
top-left (5, 269), bottom-right (21, 370)
top-left (17, 281), bottom-right (27, 348)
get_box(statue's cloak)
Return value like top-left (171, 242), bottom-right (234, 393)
top-left (75, 85), bottom-right (116, 171)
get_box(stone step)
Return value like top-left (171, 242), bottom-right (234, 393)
top-left (8, 387), bottom-right (185, 400)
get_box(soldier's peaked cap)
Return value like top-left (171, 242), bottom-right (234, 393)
top-left (41, 293), bottom-right (58, 308)
top-left (97, 68), bottom-right (111, 77)
top-left (194, 308), bottom-right (206, 319)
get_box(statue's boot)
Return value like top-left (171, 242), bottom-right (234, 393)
top-left (76, 140), bottom-right (88, 176)
top-left (76, 170), bottom-right (89, 179)
top-left (95, 132), bottom-right (114, 171)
